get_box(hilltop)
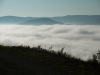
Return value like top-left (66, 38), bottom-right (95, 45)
top-left (20, 18), bottom-right (63, 25)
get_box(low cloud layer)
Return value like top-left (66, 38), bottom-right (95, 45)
top-left (0, 24), bottom-right (100, 60)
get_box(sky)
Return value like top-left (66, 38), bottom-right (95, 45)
top-left (0, 0), bottom-right (100, 17)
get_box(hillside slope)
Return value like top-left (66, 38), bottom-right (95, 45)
top-left (0, 45), bottom-right (100, 75)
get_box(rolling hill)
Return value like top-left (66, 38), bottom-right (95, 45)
top-left (20, 17), bottom-right (63, 25)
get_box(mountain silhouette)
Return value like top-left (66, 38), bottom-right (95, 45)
top-left (51, 15), bottom-right (100, 25)
top-left (0, 16), bottom-right (37, 24)
top-left (20, 17), bottom-right (63, 25)
top-left (0, 15), bottom-right (100, 25)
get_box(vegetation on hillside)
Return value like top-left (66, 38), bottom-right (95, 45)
top-left (0, 45), bottom-right (100, 75)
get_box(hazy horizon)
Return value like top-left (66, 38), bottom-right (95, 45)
top-left (1, 15), bottom-right (100, 17)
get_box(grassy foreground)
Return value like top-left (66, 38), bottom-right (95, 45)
top-left (0, 45), bottom-right (100, 75)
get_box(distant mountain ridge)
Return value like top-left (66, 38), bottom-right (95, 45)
top-left (51, 15), bottom-right (100, 25)
top-left (20, 17), bottom-right (63, 25)
top-left (0, 16), bottom-right (37, 24)
top-left (0, 15), bottom-right (100, 25)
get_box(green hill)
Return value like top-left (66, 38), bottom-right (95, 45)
top-left (0, 45), bottom-right (100, 75)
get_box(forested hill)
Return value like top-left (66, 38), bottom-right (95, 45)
top-left (0, 45), bottom-right (100, 75)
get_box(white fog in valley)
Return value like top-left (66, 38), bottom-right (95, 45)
top-left (0, 24), bottom-right (100, 60)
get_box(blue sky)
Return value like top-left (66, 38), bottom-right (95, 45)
top-left (0, 0), bottom-right (100, 17)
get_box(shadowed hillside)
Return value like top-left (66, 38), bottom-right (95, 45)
top-left (0, 45), bottom-right (100, 75)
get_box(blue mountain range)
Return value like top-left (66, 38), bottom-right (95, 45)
top-left (0, 15), bottom-right (100, 25)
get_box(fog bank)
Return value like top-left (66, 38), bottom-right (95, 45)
top-left (0, 24), bottom-right (100, 60)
